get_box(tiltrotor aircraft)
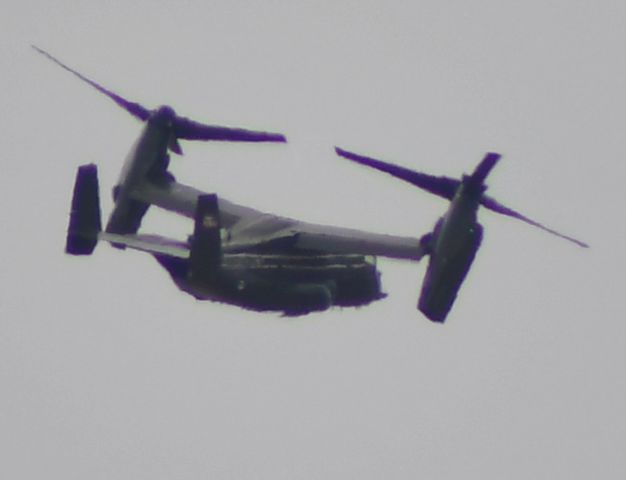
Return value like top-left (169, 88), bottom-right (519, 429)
top-left (34, 46), bottom-right (587, 322)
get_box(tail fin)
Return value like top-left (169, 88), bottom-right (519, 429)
top-left (189, 194), bottom-right (222, 282)
top-left (66, 164), bottom-right (102, 255)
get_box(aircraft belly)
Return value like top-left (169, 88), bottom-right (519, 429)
top-left (155, 253), bottom-right (384, 314)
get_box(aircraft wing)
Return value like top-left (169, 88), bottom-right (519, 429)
top-left (132, 180), bottom-right (426, 260)
top-left (132, 181), bottom-right (263, 229)
top-left (287, 222), bottom-right (426, 260)
top-left (223, 214), bottom-right (426, 260)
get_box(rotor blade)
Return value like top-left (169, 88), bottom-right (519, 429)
top-left (32, 45), bottom-right (150, 122)
top-left (480, 195), bottom-right (589, 248)
top-left (174, 116), bottom-right (286, 143)
top-left (470, 152), bottom-right (501, 185)
top-left (335, 147), bottom-right (459, 200)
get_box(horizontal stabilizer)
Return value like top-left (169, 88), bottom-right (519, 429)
top-left (66, 164), bottom-right (102, 255)
top-left (98, 232), bottom-right (189, 258)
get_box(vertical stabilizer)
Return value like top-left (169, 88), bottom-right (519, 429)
top-left (66, 164), bottom-right (102, 255)
top-left (189, 194), bottom-right (222, 282)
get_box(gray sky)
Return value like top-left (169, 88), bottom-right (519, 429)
top-left (2, 1), bottom-right (625, 478)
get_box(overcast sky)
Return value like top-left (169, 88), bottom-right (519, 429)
top-left (2, 1), bottom-right (625, 479)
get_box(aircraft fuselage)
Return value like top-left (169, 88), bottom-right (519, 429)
top-left (155, 252), bottom-right (385, 315)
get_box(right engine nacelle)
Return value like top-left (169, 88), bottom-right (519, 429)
top-left (418, 222), bottom-right (483, 323)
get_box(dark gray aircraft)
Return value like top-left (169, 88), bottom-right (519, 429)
top-left (35, 46), bottom-right (587, 322)
top-left (34, 47), bottom-right (428, 317)
top-left (335, 147), bottom-right (588, 322)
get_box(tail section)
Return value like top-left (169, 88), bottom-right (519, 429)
top-left (66, 164), bottom-right (102, 255)
top-left (189, 194), bottom-right (222, 282)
